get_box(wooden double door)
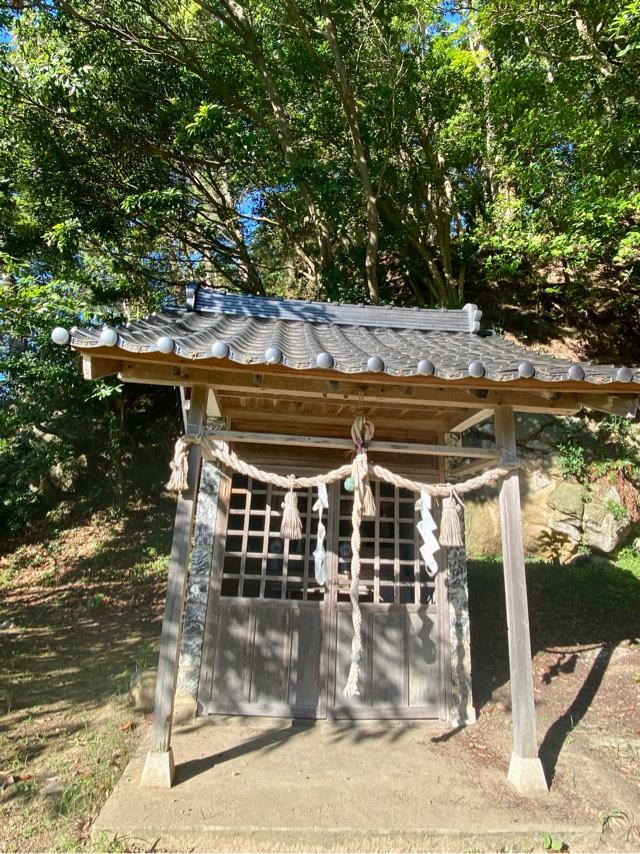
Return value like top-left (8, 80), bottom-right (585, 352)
top-left (198, 472), bottom-right (449, 720)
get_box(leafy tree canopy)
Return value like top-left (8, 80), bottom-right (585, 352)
top-left (1, 0), bottom-right (637, 312)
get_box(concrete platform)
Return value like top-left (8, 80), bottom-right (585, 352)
top-left (93, 718), bottom-right (599, 852)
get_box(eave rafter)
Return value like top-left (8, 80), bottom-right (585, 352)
top-left (79, 352), bottom-right (638, 419)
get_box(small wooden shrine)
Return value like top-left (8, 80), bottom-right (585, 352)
top-left (53, 286), bottom-right (639, 796)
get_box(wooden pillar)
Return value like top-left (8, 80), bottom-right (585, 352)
top-left (494, 406), bottom-right (548, 795)
top-left (141, 385), bottom-right (209, 788)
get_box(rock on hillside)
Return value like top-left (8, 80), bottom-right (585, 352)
top-left (462, 413), bottom-right (640, 560)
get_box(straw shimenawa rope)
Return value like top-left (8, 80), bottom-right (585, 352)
top-left (165, 428), bottom-right (514, 697)
top-left (166, 431), bottom-right (353, 493)
top-left (166, 432), bottom-right (512, 497)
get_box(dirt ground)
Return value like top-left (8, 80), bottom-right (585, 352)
top-left (1, 505), bottom-right (639, 852)
top-left (463, 559), bottom-right (640, 851)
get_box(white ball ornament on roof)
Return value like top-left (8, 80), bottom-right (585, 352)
top-left (568, 364), bottom-right (585, 381)
top-left (210, 341), bottom-right (229, 359)
top-left (468, 360), bottom-right (485, 378)
top-left (99, 327), bottom-right (119, 347)
top-left (518, 361), bottom-right (535, 379)
top-left (316, 351), bottom-right (334, 370)
top-left (51, 327), bottom-right (70, 346)
top-left (156, 336), bottom-right (175, 354)
top-left (265, 346), bottom-right (283, 364)
top-left (417, 358), bottom-right (435, 376)
top-left (366, 355), bottom-right (385, 373)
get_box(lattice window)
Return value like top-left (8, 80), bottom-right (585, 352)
top-left (335, 480), bottom-right (436, 605)
top-left (220, 474), bottom-right (436, 605)
top-left (221, 474), bottom-right (323, 601)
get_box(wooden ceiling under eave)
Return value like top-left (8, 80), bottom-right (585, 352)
top-left (214, 392), bottom-right (457, 442)
top-left (79, 350), bottom-right (639, 443)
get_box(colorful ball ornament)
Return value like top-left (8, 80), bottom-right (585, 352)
top-left (344, 476), bottom-right (355, 493)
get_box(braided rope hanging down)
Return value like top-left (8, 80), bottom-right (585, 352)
top-left (165, 422), bottom-right (515, 697)
top-left (343, 415), bottom-right (375, 699)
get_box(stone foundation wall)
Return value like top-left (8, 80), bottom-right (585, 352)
top-left (176, 460), bottom-right (222, 714)
top-left (446, 540), bottom-right (475, 725)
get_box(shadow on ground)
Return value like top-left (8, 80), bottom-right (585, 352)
top-left (0, 501), bottom-right (174, 723)
top-left (468, 557), bottom-right (640, 784)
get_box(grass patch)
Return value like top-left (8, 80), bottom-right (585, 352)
top-left (0, 501), bottom-right (167, 852)
top-left (469, 553), bottom-right (640, 624)
top-left (615, 545), bottom-right (640, 579)
top-left (0, 699), bottom-right (144, 852)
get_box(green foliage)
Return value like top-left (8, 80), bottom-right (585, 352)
top-left (605, 499), bottom-right (630, 522)
top-left (541, 831), bottom-right (566, 852)
top-left (557, 415), bottom-right (640, 488)
top-left (557, 423), bottom-right (588, 482)
top-left (1, 0), bottom-right (640, 530)
top-left (84, 593), bottom-right (106, 611)
top-left (0, 0), bottom-right (638, 318)
top-left (616, 545), bottom-right (640, 579)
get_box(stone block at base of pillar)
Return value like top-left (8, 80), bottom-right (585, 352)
top-left (448, 707), bottom-right (477, 728)
top-left (507, 752), bottom-right (549, 796)
top-left (173, 695), bottom-right (198, 726)
top-left (140, 748), bottom-right (175, 788)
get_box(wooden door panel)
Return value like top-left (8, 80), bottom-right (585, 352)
top-left (210, 602), bottom-right (253, 706)
top-left (371, 610), bottom-right (404, 706)
top-left (333, 609), bottom-right (372, 709)
top-left (200, 472), bottom-right (447, 722)
top-left (407, 611), bottom-right (441, 709)
top-left (289, 607), bottom-right (325, 711)
top-left (203, 601), bottom-right (325, 717)
top-left (250, 606), bottom-right (291, 705)
top-left (330, 606), bottom-right (441, 718)
top-left (200, 474), bottom-right (328, 718)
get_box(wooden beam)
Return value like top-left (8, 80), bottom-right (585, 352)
top-left (115, 360), bottom-right (585, 414)
top-left (583, 394), bottom-right (638, 418)
top-left (83, 352), bottom-right (637, 417)
top-left (447, 408), bottom-right (493, 433)
top-left (82, 355), bottom-right (123, 379)
top-left (77, 346), bottom-right (640, 393)
top-left (141, 384), bottom-right (209, 788)
top-left (494, 406), bottom-right (548, 795)
top-left (207, 429), bottom-right (499, 459)
top-left (449, 456), bottom-right (500, 480)
top-left (207, 389), bottom-right (222, 418)
top-left (222, 408), bottom-right (450, 434)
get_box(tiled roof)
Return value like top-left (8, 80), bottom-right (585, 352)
top-left (66, 287), bottom-right (638, 385)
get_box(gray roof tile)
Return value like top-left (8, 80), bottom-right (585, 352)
top-left (68, 287), bottom-right (639, 385)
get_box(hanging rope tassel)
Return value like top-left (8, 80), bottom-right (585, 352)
top-left (351, 414), bottom-right (376, 517)
top-left (361, 478), bottom-right (376, 517)
top-left (280, 476), bottom-right (303, 540)
top-left (439, 489), bottom-right (464, 547)
top-left (165, 435), bottom-right (194, 492)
